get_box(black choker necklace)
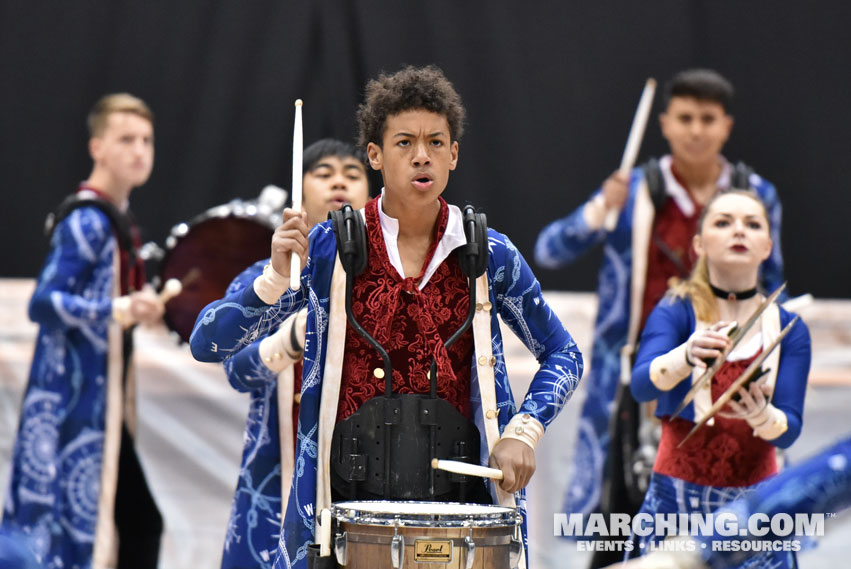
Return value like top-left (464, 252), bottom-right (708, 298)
top-left (710, 283), bottom-right (758, 301)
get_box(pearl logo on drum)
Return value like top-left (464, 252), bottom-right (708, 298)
top-left (414, 539), bottom-right (453, 562)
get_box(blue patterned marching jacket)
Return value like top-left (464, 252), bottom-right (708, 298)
top-left (191, 197), bottom-right (584, 569)
top-left (534, 156), bottom-right (785, 517)
top-left (2, 201), bottom-right (133, 569)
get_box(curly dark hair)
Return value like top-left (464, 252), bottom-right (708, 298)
top-left (357, 65), bottom-right (466, 148)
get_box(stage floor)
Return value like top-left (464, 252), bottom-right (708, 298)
top-left (1, 278), bottom-right (849, 568)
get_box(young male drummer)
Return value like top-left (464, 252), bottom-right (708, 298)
top-left (2, 93), bottom-right (165, 569)
top-left (190, 65), bottom-right (584, 569)
top-left (534, 69), bottom-right (786, 568)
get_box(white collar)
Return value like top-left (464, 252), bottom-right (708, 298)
top-left (376, 192), bottom-right (467, 290)
top-left (657, 155), bottom-right (732, 217)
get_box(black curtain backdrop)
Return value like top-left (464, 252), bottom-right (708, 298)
top-left (2, 1), bottom-right (849, 297)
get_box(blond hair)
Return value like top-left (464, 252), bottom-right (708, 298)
top-left (87, 93), bottom-right (153, 137)
top-left (669, 189), bottom-right (770, 322)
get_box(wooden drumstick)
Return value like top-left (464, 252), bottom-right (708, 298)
top-left (159, 278), bottom-right (182, 303)
top-left (290, 99), bottom-right (304, 291)
top-left (431, 458), bottom-right (504, 480)
top-left (603, 78), bottom-right (657, 231)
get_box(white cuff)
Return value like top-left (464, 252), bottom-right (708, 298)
top-left (259, 317), bottom-right (302, 373)
top-left (253, 263), bottom-right (289, 305)
top-left (649, 344), bottom-right (693, 391)
top-left (499, 413), bottom-right (544, 451)
top-left (112, 296), bottom-right (134, 328)
top-left (748, 404), bottom-right (788, 440)
top-left (582, 194), bottom-right (608, 231)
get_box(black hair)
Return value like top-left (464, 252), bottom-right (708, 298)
top-left (303, 138), bottom-right (366, 172)
top-left (664, 69), bottom-right (734, 112)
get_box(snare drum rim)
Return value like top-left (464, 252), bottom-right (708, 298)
top-left (330, 500), bottom-right (521, 528)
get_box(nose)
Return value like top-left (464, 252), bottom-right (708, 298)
top-left (331, 172), bottom-right (348, 190)
top-left (411, 141), bottom-right (430, 167)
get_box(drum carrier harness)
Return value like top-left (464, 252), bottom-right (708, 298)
top-left (328, 203), bottom-right (489, 503)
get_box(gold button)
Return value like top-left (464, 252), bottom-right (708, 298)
top-left (485, 409), bottom-right (497, 419)
top-left (478, 356), bottom-right (488, 366)
top-left (514, 426), bottom-right (525, 435)
top-left (273, 352), bottom-right (282, 360)
top-left (374, 368), bottom-right (385, 379)
top-left (475, 303), bottom-right (483, 312)
top-left (482, 301), bottom-right (492, 311)
top-left (660, 367), bottom-right (667, 375)
top-left (489, 356), bottom-right (496, 366)
top-left (521, 414), bottom-right (531, 423)
top-left (294, 393), bottom-right (302, 405)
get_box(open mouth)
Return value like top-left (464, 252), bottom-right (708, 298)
top-left (412, 175), bottom-right (433, 190)
top-left (730, 244), bottom-right (748, 253)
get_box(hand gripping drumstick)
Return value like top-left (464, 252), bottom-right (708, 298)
top-left (603, 78), bottom-right (657, 231)
top-left (290, 99), bottom-right (304, 291)
top-left (431, 458), bottom-right (504, 480)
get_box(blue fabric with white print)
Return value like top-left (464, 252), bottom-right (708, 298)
top-left (534, 161), bottom-right (785, 518)
top-left (190, 211), bottom-right (584, 569)
top-left (2, 207), bottom-right (118, 568)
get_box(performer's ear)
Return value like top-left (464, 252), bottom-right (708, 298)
top-left (89, 137), bottom-right (101, 161)
top-left (692, 233), bottom-right (704, 258)
top-left (367, 142), bottom-right (382, 171)
top-left (449, 141), bottom-right (459, 171)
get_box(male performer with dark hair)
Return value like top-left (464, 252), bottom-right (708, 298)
top-left (191, 65), bottom-right (584, 569)
top-left (1, 93), bottom-right (164, 569)
top-left (535, 69), bottom-right (785, 567)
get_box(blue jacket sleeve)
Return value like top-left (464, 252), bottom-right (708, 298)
top-left (492, 231), bottom-right (584, 428)
top-left (766, 313), bottom-right (811, 448)
top-left (631, 298), bottom-right (694, 403)
top-left (28, 207), bottom-right (114, 329)
top-left (189, 259), bottom-right (306, 363)
top-left (533, 189), bottom-right (607, 268)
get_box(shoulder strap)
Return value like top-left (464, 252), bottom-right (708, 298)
top-left (730, 161), bottom-right (754, 190)
top-left (457, 204), bottom-right (488, 278)
top-left (45, 194), bottom-right (136, 264)
top-left (642, 158), bottom-right (667, 212)
top-left (329, 204), bottom-right (368, 276)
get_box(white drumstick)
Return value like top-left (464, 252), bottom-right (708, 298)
top-left (159, 278), bottom-right (182, 303)
top-left (290, 99), bottom-right (304, 291)
top-left (603, 78), bottom-right (657, 231)
top-left (431, 458), bottom-right (504, 480)
top-left (319, 507), bottom-right (331, 557)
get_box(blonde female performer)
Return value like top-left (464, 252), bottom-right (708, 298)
top-left (628, 191), bottom-right (810, 568)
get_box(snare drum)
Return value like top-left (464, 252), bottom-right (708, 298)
top-left (159, 200), bottom-right (279, 342)
top-left (329, 501), bottom-right (522, 569)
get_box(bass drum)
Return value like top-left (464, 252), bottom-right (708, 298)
top-left (159, 200), bottom-right (279, 342)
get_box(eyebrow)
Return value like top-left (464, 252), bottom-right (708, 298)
top-left (392, 131), bottom-right (446, 138)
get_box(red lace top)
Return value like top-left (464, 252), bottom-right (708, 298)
top-left (654, 351), bottom-right (778, 487)
top-left (336, 198), bottom-right (474, 422)
top-left (639, 169), bottom-right (703, 330)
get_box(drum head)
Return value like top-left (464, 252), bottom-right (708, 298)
top-left (331, 501), bottom-right (519, 528)
top-left (160, 213), bottom-right (274, 342)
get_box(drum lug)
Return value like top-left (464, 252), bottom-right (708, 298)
top-left (463, 535), bottom-right (476, 569)
top-left (334, 531), bottom-right (347, 566)
top-left (508, 536), bottom-right (522, 569)
top-left (390, 532), bottom-right (404, 568)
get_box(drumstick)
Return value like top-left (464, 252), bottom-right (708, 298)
top-left (290, 99), bottom-right (304, 291)
top-left (431, 458), bottom-right (504, 480)
top-left (319, 507), bottom-right (331, 557)
top-left (158, 268), bottom-right (201, 304)
top-left (603, 78), bottom-right (657, 231)
top-left (159, 278), bottom-right (182, 303)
